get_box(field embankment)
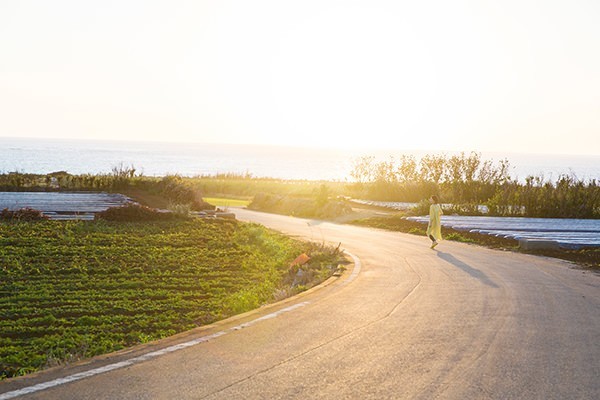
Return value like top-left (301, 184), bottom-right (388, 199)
top-left (0, 219), bottom-right (345, 379)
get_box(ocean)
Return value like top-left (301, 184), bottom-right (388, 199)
top-left (1, 137), bottom-right (599, 182)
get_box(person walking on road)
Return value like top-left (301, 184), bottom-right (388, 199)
top-left (427, 195), bottom-right (443, 249)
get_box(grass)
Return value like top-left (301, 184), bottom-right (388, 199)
top-left (120, 187), bottom-right (172, 209)
top-left (203, 197), bottom-right (252, 208)
top-left (188, 176), bottom-right (347, 199)
top-left (0, 219), bottom-right (345, 379)
top-left (444, 232), bottom-right (476, 243)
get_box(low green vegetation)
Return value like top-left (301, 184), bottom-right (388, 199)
top-left (187, 173), bottom-right (346, 200)
top-left (0, 219), bottom-right (346, 379)
top-left (194, 176), bottom-right (352, 219)
top-left (248, 190), bottom-right (352, 219)
top-left (203, 197), bottom-right (252, 208)
top-left (94, 203), bottom-right (187, 222)
top-left (443, 232), bottom-right (476, 243)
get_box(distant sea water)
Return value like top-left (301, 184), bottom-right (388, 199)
top-left (1, 137), bottom-right (599, 182)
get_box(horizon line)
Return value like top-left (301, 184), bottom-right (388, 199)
top-left (1, 135), bottom-right (599, 158)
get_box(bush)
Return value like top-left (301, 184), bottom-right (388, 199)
top-left (94, 204), bottom-right (188, 222)
top-left (408, 200), bottom-right (431, 216)
top-left (0, 208), bottom-right (49, 221)
top-left (157, 175), bottom-right (214, 211)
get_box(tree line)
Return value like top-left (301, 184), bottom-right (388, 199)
top-left (349, 152), bottom-right (600, 219)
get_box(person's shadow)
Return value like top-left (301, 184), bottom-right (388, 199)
top-left (436, 251), bottom-right (499, 288)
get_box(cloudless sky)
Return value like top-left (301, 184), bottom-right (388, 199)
top-left (1, 0), bottom-right (599, 155)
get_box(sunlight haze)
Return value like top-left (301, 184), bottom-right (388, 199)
top-left (1, 0), bottom-right (599, 155)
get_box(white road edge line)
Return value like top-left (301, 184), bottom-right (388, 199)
top-left (342, 251), bottom-right (361, 285)
top-left (0, 302), bottom-right (310, 400)
top-left (1, 250), bottom-right (361, 400)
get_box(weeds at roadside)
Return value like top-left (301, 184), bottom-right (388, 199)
top-left (444, 232), bottom-right (476, 243)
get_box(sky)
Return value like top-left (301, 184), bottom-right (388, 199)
top-left (1, 0), bottom-right (599, 155)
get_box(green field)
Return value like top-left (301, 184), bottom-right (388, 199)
top-left (0, 219), bottom-right (344, 379)
top-left (203, 197), bottom-right (252, 208)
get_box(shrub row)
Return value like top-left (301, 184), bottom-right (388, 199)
top-left (0, 169), bottom-right (215, 212)
top-left (349, 152), bottom-right (600, 218)
top-left (94, 204), bottom-right (187, 222)
top-left (0, 208), bottom-right (49, 221)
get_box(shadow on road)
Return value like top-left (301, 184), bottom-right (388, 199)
top-left (436, 251), bottom-right (499, 288)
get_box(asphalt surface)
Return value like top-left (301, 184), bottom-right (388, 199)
top-left (2, 209), bottom-right (599, 399)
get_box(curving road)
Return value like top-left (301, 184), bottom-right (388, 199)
top-left (2, 209), bottom-right (599, 399)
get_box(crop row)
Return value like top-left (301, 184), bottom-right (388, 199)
top-left (0, 219), bottom-right (344, 379)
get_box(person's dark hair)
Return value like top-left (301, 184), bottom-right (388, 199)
top-left (431, 195), bottom-right (439, 204)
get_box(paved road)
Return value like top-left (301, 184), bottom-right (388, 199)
top-left (2, 209), bottom-right (599, 399)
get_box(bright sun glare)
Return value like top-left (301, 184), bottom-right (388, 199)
top-left (266, 6), bottom-right (439, 149)
top-left (0, 1), bottom-right (599, 155)
top-left (211, 2), bottom-right (468, 151)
